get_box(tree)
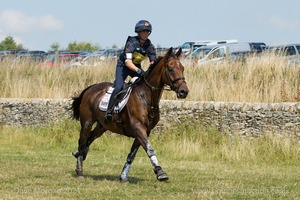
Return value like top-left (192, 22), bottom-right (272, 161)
top-left (0, 35), bottom-right (23, 50)
top-left (66, 41), bottom-right (100, 52)
top-left (49, 42), bottom-right (60, 52)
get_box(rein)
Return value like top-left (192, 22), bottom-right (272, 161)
top-left (143, 57), bottom-right (186, 92)
top-left (141, 56), bottom-right (186, 123)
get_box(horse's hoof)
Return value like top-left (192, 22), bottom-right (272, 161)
top-left (72, 151), bottom-right (79, 158)
top-left (75, 169), bottom-right (83, 177)
top-left (119, 177), bottom-right (130, 183)
top-left (155, 167), bottom-right (169, 181)
top-left (157, 173), bottom-right (169, 181)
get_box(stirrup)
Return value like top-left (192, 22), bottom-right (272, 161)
top-left (105, 110), bottom-right (113, 121)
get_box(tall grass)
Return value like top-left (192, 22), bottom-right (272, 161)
top-left (181, 53), bottom-right (300, 102)
top-left (1, 53), bottom-right (300, 102)
top-left (0, 60), bottom-right (115, 98)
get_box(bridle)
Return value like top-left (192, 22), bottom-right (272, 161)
top-left (142, 56), bottom-right (187, 123)
top-left (164, 57), bottom-right (186, 93)
top-left (144, 57), bottom-right (186, 93)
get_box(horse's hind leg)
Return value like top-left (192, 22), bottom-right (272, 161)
top-left (73, 121), bottom-right (106, 177)
top-left (72, 120), bottom-right (93, 160)
top-left (120, 138), bottom-right (140, 182)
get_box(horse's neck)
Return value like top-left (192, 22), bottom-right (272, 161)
top-left (142, 62), bottom-right (165, 105)
top-left (146, 61), bottom-right (165, 90)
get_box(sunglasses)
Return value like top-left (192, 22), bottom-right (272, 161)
top-left (139, 30), bottom-right (150, 33)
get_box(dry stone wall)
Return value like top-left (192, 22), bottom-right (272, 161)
top-left (0, 98), bottom-right (299, 138)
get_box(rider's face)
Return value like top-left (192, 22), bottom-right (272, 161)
top-left (138, 30), bottom-right (150, 41)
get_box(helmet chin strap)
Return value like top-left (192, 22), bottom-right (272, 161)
top-left (139, 37), bottom-right (146, 43)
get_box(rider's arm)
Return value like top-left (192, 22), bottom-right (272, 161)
top-left (125, 59), bottom-right (140, 72)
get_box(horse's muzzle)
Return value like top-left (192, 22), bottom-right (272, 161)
top-left (176, 88), bottom-right (189, 99)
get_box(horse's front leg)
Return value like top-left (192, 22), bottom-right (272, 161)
top-left (120, 138), bottom-right (140, 182)
top-left (135, 130), bottom-right (169, 181)
top-left (144, 140), bottom-right (169, 181)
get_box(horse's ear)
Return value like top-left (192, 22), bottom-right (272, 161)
top-left (166, 47), bottom-right (173, 58)
top-left (175, 47), bottom-right (182, 58)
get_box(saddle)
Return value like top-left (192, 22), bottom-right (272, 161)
top-left (99, 77), bottom-right (139, 113)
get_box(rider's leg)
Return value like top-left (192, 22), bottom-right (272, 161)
top-left (105, 62), bottom-right (128, 121)
top-left (105, 89), bottom-right (119, 121)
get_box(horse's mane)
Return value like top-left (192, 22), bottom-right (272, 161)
top-left (144, 56), bottom-right (163, 78)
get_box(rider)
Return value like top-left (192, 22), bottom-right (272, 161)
top-left (105, 20), bottom-right (157, 121)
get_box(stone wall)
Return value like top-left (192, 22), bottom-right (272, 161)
top-left (0, 98), bottom-right (71, 126)
top-left (1, 98), bottom-right (300, 138)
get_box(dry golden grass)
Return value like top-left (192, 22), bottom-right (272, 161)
top-left (181, 53), bottom-right (300, 102)
top-left (1, 53), bottom-right (300, 103)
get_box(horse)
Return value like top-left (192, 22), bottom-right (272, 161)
top-left (70, 47), bottom-right (189, 182)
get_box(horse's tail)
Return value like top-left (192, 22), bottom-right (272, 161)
top-left (70, 84), bottom-right (96, 120)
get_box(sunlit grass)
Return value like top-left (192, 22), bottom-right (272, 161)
top-left (0, 121), bottom-right (299, 199)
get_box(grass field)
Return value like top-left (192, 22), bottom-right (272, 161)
top-left (0, 121), bottom-right (299, 199)
top-left (1, 54), bottom-right (300, 199)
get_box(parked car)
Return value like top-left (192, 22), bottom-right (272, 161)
top-left (248, 42), bottom-right (266, 53)
top-left (267, 44), bottom-right (300, 65)
top-left (175, 40), bottom-right (214, 56)
top-left (193, 39), bottom-right (238, 51)
top-left (94, 49), bottom-right (106, 55)
top-left (100, 48), bottom-right (123, 60)
top-left (0, 50), bottom-right (11, 61)
top-left (175, 39), bottom-right (238, 57)
top-left (65, 53), bottom-right (103, 67)
top-left (38, 53), bottom-right (80, 68)
top-left (0, 50), bottom-right (25, 61)
top-left (63, 49), bottom-right (122, 68)
top-left (16, 50), bottom-right (48, 62)
top-left (189, 42), bottom-right (266, 66)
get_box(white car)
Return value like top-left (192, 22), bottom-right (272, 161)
top-left (190, 43), bottom-right (260, 66)
top-left (267, 44), bottom-right (300, 65)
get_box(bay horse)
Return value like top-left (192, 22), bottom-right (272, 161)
top-left (71, 47), bottom-right (189, 182)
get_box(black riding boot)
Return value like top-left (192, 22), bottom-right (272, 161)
top-left (105, 90), bottom-right (118, 121)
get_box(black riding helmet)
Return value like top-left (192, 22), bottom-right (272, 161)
top-left (135, 20), bottom-right (152, 34)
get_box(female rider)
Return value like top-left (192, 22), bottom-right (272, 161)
top-left (105, 20), bottom-right (156, 121)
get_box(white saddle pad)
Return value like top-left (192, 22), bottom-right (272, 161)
top-left (99, 77), bottom-right (138, 113)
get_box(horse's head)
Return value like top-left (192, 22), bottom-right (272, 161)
top-left (162, 47), bottom-right (189, 98)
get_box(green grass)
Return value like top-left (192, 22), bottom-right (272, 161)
top-left (0, 121), bottom-right (299, 199)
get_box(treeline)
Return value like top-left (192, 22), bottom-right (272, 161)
top-left (0, 35), bottom-right (118, 52)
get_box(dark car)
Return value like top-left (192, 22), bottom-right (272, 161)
top-left (17, 50), bottom-right (48, 62)
top-left (267, 44), bottom-right (300, 65)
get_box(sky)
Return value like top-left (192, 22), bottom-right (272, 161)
top-left (0, 0), bottom-right (299, 51)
